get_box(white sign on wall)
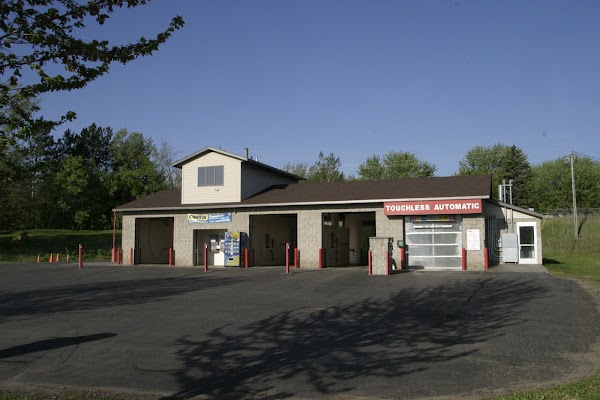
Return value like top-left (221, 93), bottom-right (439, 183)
top-left (466, 229), bottom-right (481, 251)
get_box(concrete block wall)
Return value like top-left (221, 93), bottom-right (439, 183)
top-left (297, 209), bottom-right (325, 268)
top-left (375, 210), bottom-right (404, 270)
top-left (121, 214), bottom-right (135, 264)
top-left (463, 215), bottom-right (485, 270)
top-left (369, 237), bottom-right (392, 275)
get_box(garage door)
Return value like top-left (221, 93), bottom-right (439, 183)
top-left (405, 215), bottom-right (463, 269)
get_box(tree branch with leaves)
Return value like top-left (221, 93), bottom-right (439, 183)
top-left (0, 0), bottom-right (184, 148)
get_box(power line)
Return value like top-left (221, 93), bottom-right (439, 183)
top-left (572, 151), bottom-right (600, 163)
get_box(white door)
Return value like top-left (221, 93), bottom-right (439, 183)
top-left (517, 222), bottom-right (537, 264)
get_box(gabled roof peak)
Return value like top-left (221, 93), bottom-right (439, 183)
top-left (171, 146), bottom-right (303, 181)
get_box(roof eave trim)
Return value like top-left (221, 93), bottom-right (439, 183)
top-left (494, 200), bottom-right (544, 218)
top-left (113, 195), bottom-right (490, 212)
top-left (172, 147), bottom-right (246, 168)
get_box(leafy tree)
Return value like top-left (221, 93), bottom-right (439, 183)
top-left (357, 151), bottom-right (436, 180)
top-left (108, 129), bottom-right (165, 206)
top-left (458, 144), bottom-right (533, 207)
top-left (532, 156), bottom-right (600, 212)
top-left (458, 144), bottom-right (506, 178)
top-left (0, 144), bottom-right (29, 230)
top-left (0, 88), bottom-right (39, 151)
top-left (0, 0), bottom-right (184, 144)
top-left (59, 124), bottom-right (114, 172)
top-left (307, 152), bottom-right (344, 183)
top-left (52, 156), bottom-right (107, 229)
top-left (499, 145), bottom-right (534, 207)
top-left (282, 162), bottom-right (309, 181)
top-left (357, 155), bottom-right (385, 180)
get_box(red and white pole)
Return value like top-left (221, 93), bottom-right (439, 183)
top-left (285, 243), bottom-right (290, 274)
top-left (204, 243), bottom-right (208, 272)
top-left (244, 247), bottom-right (249, 268)
top-left (462, 248), bottom-right (467, 271)
top-left (78, 244), bottom-right (83, 269)
top-left (169, 247), bottom-right (173, 267)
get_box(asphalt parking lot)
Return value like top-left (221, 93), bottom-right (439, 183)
top-left (1, 263), bottom-right (599, 399)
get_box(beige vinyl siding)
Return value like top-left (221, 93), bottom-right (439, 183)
top-left (182, 153), bottom-right (242, 204)
top-left (241, 163), bottom-right (297, 200)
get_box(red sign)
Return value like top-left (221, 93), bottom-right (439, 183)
top-left (384, 199), bottom-right (483, 215)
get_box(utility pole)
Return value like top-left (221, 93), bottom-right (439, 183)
top-left (570, 152), bottom-right (578, 240)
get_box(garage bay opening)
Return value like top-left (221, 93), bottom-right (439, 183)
top-left (322, 212), bottom-right (375, 267)
top-left (134, 218), bottom-right (174, 264)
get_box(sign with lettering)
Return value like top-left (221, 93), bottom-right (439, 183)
top-left (188, 213), bottom-right (232, 223)
top-left (384, 199), bottom-right (483, 215)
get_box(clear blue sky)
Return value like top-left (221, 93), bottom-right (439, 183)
top-left (40, 0), bottom-right (600, 177)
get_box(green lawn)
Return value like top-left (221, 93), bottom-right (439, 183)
top-left (0, 229), bottom-right (120, 262)
top-left (544, 253), bottom-right (600, 282)
top-left (491, 371), bottom-right (600, 400)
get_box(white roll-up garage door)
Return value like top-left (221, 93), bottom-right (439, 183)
top-left (405, 215), bottom-right (463, 269)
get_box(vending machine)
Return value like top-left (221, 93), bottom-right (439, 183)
top-left (224, 232), bottom-right (247, 267)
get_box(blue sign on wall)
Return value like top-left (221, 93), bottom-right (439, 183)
top-left (188, 213), bottom-right (232, 223)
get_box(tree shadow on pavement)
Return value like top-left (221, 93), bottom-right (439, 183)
top-left (0, 333), bottom-right (117, 359)
top-left (0, 276), bottom-right (243, 321)
top-left (166, 277), bottom-right (550, 399)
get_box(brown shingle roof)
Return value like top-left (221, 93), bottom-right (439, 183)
top-left (114, 175), bottom-right (491, 211)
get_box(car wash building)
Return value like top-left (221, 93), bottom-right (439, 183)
top-left (114, 147), bottom-right (543, 272)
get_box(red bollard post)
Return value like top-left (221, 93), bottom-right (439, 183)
top-left (169, 247), bottom-right (173, 267)
top-left (484, 247), bottom-right (489, 270)
top-left (78, 244), bottom-right (83, 269)
top-left (49, 253), bottom-right (53, 263)
top-left (400, 247), bottom-right (405, 270)
top-left (285, 243), bottom-right (290, 274)
top-left (368, 250), bottom-right (372, 275)
top-left (318, 248), bottom-right (323, 269)
top-left (130, 248), bottom-right (133, 266)
top-left (111, 248), bottom-right (116, 263)
top-left (56, 253), bottom-right (60, 262)
top-left (462, 248), bottom-right (467, 270)
top-left (244, 247), bottom-right (249, 268)
top-left (204, 243), bottom-right (208, 272)
top-left (294, 248), bottom-right (299, 268)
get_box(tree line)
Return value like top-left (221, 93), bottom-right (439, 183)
top-left (3, 130), bottom-right (598, 231)
top-left (0, 124), bottom-right (180, 231)
top-left (285, 145), bottom-right (600, 213)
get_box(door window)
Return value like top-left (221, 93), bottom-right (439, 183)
top-left (517, 223), bottom-right (537, 263)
